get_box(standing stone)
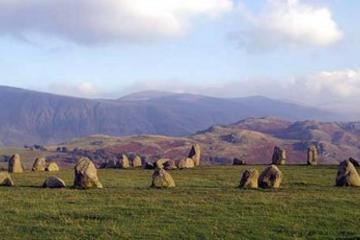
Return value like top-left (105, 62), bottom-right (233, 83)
top-left (46, 162), bottom-right (60, 172)
top-left (119, 154), bottom-right (130, 169)
top-left (307, 145), bottom-right (318, 165)
top-left (0, 172), bottom-right (14, 186)
top-left (178, 158), bottom-right (195, 169)
top-left (233, 158), bottom-right (246, 165)
top-left (349, 157), bottom-right (360, 167)
top-left (164, 159), bottom-right (177, 170)
top-left (336, 160), bottom-right (360, 187)
top-left (32, 157), bottom-right (47, 171)
top-left (272, 146), bottom-right (286, 165)
top-left (145, 162), bottom-right (155, 169)
top-left (239, 169), bottom-right (259, 189)
top-left (132, 155), bottom-right (142, 168)
top-left (73, 158), bottom-right (103, 189)
top-left (100, 160), bottom-right (118, 169)
top-left (188, 144), bottom-right (201, 166)
top-left (8, 154), bottom-right (24, 173)
top-left (155, 159), bottom-right (167, 169)
top-left (43, 176), bottom-right (66, 188)
top-left (258, 165), bottom-right (282, 189)
top-left (151, 169), bottom-right (176, 188)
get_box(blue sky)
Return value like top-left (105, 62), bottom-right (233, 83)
top-left (0, 0), bottom-right (359, 111)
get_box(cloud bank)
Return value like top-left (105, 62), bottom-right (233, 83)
top-left (0, 0), bottom-right (232, 44)
top-left (235, 0), bottom-right (343, 50)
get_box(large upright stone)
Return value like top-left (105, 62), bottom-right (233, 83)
top-left (8, 154), bottom-right (24, 173)
top-left (155, 159), bottom-right (167, 169)
top-left (349, 158), bottom-right (360, 167)
top-left (336, 160), bottom-right (360, 187)
top-left (307, 145), bottom-right (318, 165)
top-left (46, 162), bottom-right (60, 172)
top-left (151, 169), bottom-right (176, 188)
top-left (119, 154), bottom-right (130, 169)
top-left (73, 158), bottom-right (103, 189)
top-left (43, 176), bottom-right (66, 188)
top-left (164, 159), bottom-right (177, 170)
top-left (188, 144), bottom-right (201, 166)
top-left (272, 146), bottom-right (286, 165)
top-left (132, 155), bottom-right (142, 168)
top-left (258, 165), bottom-right (282, 189)
top-left (0, 172), bottom-right (14, 186)
top-left (100, 160), bottom-right (117, 169)
top-left (239, 169), bottom-right (259, 189)
top-left (178, 158), bottom-right (195, 169)
top-left (32, 157), bottom-right (47, 171)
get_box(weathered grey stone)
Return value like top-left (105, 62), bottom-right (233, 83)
top-left (32, 157), bottom-right (47, 171)
top-left (272, 146), bottom-right (286, 165)
top-left (188, 144), bottom-right (201, 166)
top-left (119, 154), bottom-right (130, 169)
top-left (163, 159), bottom-right (177, 170)
top-left (0, 172), bottom-right (14, 186)
top-left (151, 169), bottom-right (176, 188)
top-left (8, 154), bottom-right (24, 173)
top-left (73, 158), bottom-right (103, 189)
top-left (46, 162), bottom-right (60, 172)
top-left (307, 145), bottom-right (318, 165)
top-left (239, 169), bottom-right (259, 189)
top-left (336, 160), bottom-right (360, 187)
top-left (132, 155), bottom-right (142, 168)
top-left (178, 158), bottom-right (195, 169)
top-left (43, 176), bottom-right (66, 188)
top-left (258, 165), bottom-right (282, 189)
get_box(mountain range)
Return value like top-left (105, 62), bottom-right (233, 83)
top-left (0, 85), bottom-right (343, 146)
top-left (43, 116), bottom-right (360, 166)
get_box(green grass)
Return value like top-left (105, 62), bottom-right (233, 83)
top-left (0, 166), bottom-right (359, 239)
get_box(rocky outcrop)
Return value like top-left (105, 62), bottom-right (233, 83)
top-left (239, 169), bottom-right (259, 189)
top-left (188, 144), bottom-right (201, 166)
top-left (8, 154), bottom-right (24, 173)
top-left (307, 145), bottom-right (318, 165)
top-left (336, 160), bottom-right (360, 187)
top-left (73, 158), bottom-right (103, 189)
top-left (151, 169), bottom-right (176, 188)
top-left (43, 176), bottom-right (66, 188)
top-left (272, 146), bottom-right (286, 165)
top-left (258, 165), bottom-right (282, 189)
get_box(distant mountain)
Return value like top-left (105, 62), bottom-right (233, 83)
top-left (41, 117), bottom-right (360, 166)
top-left (0, 86), bottom-right (343, 146)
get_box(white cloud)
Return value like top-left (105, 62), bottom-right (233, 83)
top-left (0, 0), bottom-right (232, 44)
top-left (298, 69), bottom-right (360, 98)
top-left (235, 0), bottom-right (343, 50)
top-left (47, 82), bottom-right (105, 98)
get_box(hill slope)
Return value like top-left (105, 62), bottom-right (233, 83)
top-left (25, 117), bottom-right (360, 166)
top-left (0, 86), bottom-right (341, 146)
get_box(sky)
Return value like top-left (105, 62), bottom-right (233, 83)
top-left (0, 0), bottom-right (359, 112)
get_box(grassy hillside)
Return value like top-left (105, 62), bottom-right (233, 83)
top-left (0, 166), bottom-right (359, 239)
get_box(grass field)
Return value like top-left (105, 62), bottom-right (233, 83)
top-left (0, 166), bottom-right (359, 239)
